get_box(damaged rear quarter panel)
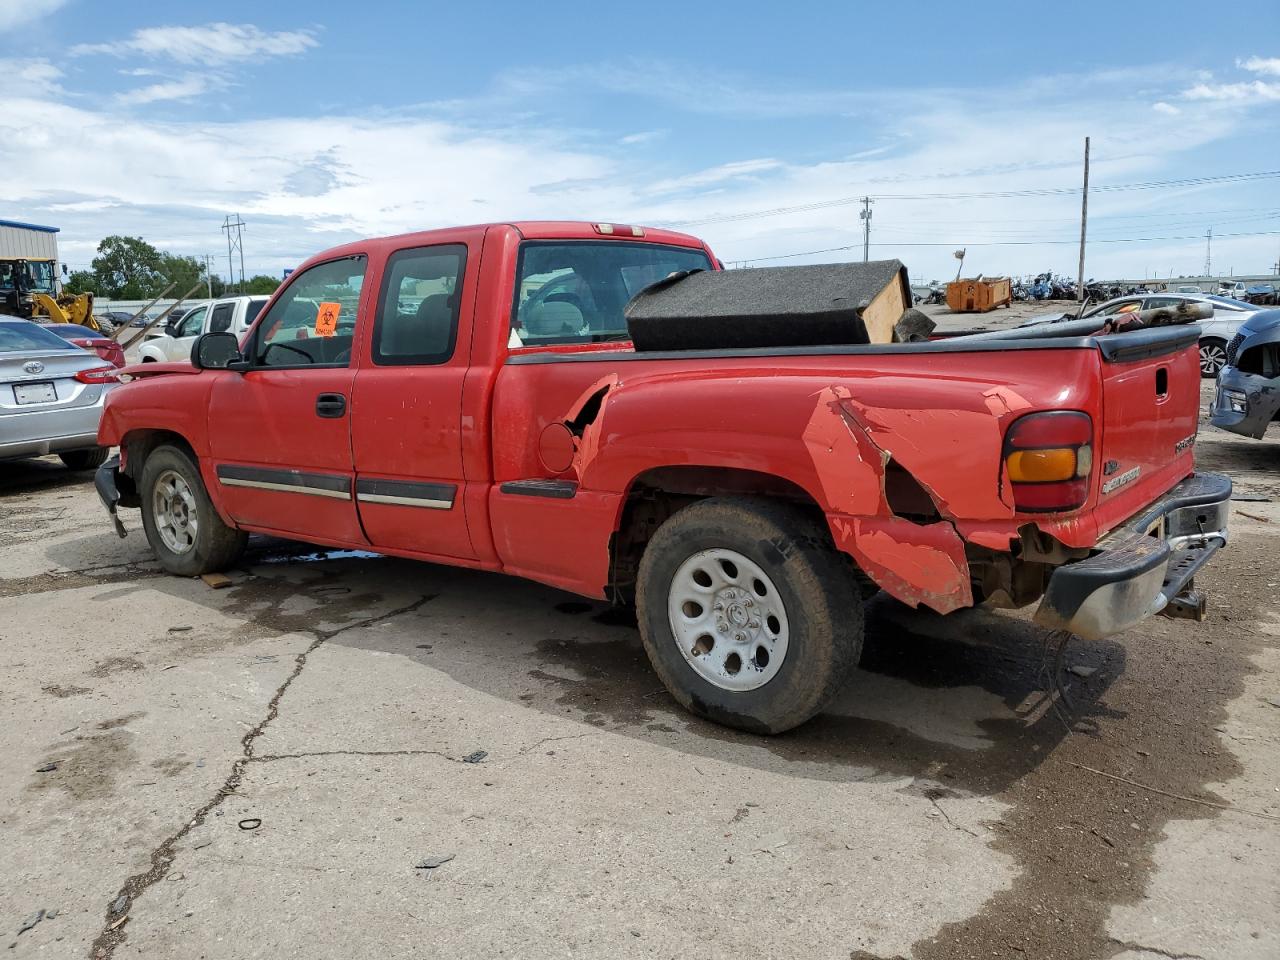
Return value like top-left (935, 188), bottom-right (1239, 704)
top-left (491, 349), bottom-right (1101, 610)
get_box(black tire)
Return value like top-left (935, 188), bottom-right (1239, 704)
top-left (1199, 339), bottom-right (1227, 379)
top-left (59, 447), bottom-right (109, 470)
top-left (139, 444), bottom-right (247, 576)
top-left (635, 497), bottom-right (864, 734)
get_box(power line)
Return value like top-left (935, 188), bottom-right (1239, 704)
top-left (732, 229), bottom-right (1280, 265)
top-left (667, 170), bottom-right (1280, 227)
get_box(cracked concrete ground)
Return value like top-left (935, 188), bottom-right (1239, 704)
top-left (0, 385), bottom-right (1277, 959)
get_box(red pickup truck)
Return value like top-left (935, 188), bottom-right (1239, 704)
top-left (95, 220), bottom-right (1230, 733)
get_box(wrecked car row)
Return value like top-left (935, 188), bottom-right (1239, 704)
top-left (93, 220), bottom-right (1230, 734)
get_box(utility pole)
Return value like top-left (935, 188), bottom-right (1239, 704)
top-left (859, 197), bottom-right (874, 262)
top-left (221, 214), bottom-right (246, 293)
top-left (1204, 228), bottom-right (1212, 278)
top-left (1076, 136), bottom-right (1089, 302)
top-left (202, 254), bottom-right (214, 298)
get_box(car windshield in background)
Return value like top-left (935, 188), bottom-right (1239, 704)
top-left (0, 320), bottom-right (79, 352)
top-left (512, 241), bottom-right (712, 345)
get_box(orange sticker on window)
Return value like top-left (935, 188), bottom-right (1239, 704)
top-left (315, 302), bottom-right (341, 337)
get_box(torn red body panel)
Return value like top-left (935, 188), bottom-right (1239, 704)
top-left (801, 385), bottom-right (888, 516)
top-left (829, 516), bottom-right (973, 614)
top-left (564, 373), bottom-right (618, 478)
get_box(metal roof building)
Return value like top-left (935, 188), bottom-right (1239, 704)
top-left (0, 219), bottom-right (60, 261)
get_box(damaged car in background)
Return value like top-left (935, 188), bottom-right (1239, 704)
top-left (1211, 308), bottom-right (1280, 439)
top-left (93, 221), bottom-right (1230, 734)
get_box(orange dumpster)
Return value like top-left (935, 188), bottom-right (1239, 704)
top-left (946, 277), bottom-right (1012, 313)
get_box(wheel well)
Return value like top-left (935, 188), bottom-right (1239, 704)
top-left (608, 466), bottom-right (828, 604)
top-left (122, 429), bottom-right (196, 481)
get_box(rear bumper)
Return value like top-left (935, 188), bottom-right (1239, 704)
top-left (1210, 366), bottom-right (1280, 440)
top-left (0, 385), bottom-right (107, 460)
top-left (1034, 472), bottom-right (1230, 640)
top-left (0, 429), bottom-right (101, 460)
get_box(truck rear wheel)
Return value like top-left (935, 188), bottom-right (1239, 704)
top-left (139, 445), bottom-right (247, 576)
top-left (635, 497), bottom-right (863, 734)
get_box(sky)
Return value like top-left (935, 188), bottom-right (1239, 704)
top-left (2, 0), bottom-right (1279, 285)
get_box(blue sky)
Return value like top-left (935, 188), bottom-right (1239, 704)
top-left (3, 0), bottom-right (1279, 283)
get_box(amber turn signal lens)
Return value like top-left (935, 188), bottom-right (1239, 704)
top-left (1006, 448), bottom-right (1076, 483)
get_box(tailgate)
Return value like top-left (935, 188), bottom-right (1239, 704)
top-left (1091, 327), bottom-right (1201, 535)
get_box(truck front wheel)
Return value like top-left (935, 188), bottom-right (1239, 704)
top-left (635, 497), bottom-right (864, 734)
top-left (139, 445), bottom-right (247, 576)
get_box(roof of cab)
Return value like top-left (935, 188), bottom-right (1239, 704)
top-left (291, 221), bottom-right (709, 269)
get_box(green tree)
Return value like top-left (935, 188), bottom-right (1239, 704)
top-left (241, 274), bottom-right (281, 295)
top-left (89, 235), bottom-right (164, 298)
top-left (159, 253), bottom-right (209, 298)
top-left (64, 269), bottom-right (96, 294)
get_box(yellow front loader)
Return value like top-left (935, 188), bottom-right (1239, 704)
top-left (0, 257), bottom-right (104, 332)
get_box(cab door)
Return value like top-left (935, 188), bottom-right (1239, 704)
top-left (349, 241), bottom-right (477, 560)
top-left (168, 304), bottom-right (207, 361)
top-left (205, 255), bottom-right (368, 545)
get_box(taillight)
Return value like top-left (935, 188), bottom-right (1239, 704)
top-left (74, 365), bottom-right (120, 384)
top-left (1003, 411), bottom-right (1093, 512)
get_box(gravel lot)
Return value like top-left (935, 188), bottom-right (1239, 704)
top-left (1, 363), bottom-right (1277, 959)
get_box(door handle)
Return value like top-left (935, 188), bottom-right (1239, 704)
top-left (316, 393), bottom-right (347, 418)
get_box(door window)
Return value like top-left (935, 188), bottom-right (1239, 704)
top-left (1143, 296), bottom-right (1182, 310)
top-left (208, 302), bottom-right (235, 333)
top-left (251, 256), bottom-right (367, 368)
top-left (372, 245), bottom-right (466, 365)
top-left (176, 306), bottom-right (207, 337)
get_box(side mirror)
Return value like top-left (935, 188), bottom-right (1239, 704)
top-left (191, 331), bottom-right (245, 370)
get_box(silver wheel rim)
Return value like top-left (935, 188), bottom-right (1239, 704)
top-left (1200, 343), bottom-right (1226, 376)
top-left (152, 468), bottom-right (199, 555)
top-left (667, 548), bottom-right (789, 691)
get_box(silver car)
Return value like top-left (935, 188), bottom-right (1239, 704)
top-left (0, 318), bottom-right (117, 469)
top-left (1027, 293), bottom-right (1260, 377)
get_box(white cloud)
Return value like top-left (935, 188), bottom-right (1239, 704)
top-left (73, 22), bottom-right (318, 66)
top-left (0, 0), bottom-right (66, 31)
top-left (1152, 101), bottom-right (1180, 115)
top-left (648, 159), bottom-right (784, 195)
top-left (1183, 79), bottom-right (1280, 102)
top-left (619, 130), bottom-right (665, 145)
top-left (3, 51), bottom-right (1277, 283)
top-left (0, 57), bottom-right (62, 96)
top-left (115, 74), bottom-right (217, 105)
top-left (1240, 56), bottom-right (1280, 77)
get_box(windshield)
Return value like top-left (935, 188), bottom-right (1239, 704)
top-left (512, 241), bottom-right (712, 345)
top-left (0, 260), bottom-right (56, 293)
top-left (0, 320), bottom-right (78, 353)
top-left (27, 261), bottom-right (55, 293)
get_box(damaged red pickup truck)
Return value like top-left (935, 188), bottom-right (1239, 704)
top-left (95, 221), bottom-right (1230, 733)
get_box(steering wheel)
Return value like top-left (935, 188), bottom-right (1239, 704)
top-left (262, 341), bottom-right (314, 364)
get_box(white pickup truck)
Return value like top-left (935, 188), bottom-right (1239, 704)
top-left (138, 295), bottom-right (270, 363)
